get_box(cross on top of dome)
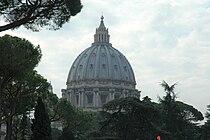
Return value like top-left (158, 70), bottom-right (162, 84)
top-left (94, 15), bottom-right (110, 43)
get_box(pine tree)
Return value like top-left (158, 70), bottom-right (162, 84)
top-left (31, 97), bottom-right (52, 140)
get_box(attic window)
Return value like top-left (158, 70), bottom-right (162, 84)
top-left (76, 94), bottom-right (79, 105)
top-left (87, 94), bottom-right (93, 104)
top-left (102, 53), bottom-right (106, 57)
top-left (101, 94), bottom-right (107, 104)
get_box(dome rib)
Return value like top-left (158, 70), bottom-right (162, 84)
top-left (104, 44), bottom-right (112, 79)
top-left (83, 46), bottom-right (96, 80)
top-left (113, 48), bottom-right (123, 81)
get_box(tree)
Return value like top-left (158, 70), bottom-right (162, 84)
top-left (58, 127), bottom-right (75, 140)
top-left (31, 97), bottom-right (52, 140)
top-left (199, 105), bottom-right (210, 140)
top-left (100, 97), bottom-right (160, 140)
top-left (1, 70), bottom-right (56, 140)
top-left (0, 0), bottom-right (83, 32)
top-left (56, 98), bottom-right (94, 139)
top-left (0, 34), bottom-right (41, 106)
top-left (0, 34), bottom-right (41, 138)
top-left (159, 81), bottom-right (204, 140)
top-left (159, 80), bottom-right (177, 132)
top-left (18, 113), bottom-right (31, 140)
top-left (51, 128), bottom-right (62, 140)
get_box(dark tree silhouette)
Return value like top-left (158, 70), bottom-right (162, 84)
top-left (31, 97), bottom-right (51, 140)
top-left (0, 0), bottom-right (83, 32)
top-left (19, 113), bottom-right (31, 140)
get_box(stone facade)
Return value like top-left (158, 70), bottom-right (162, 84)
top-left (62, 16), bottom-right (140, 109)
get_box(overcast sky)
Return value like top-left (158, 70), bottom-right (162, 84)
top-left (1, 0), bottom-right (210, 116)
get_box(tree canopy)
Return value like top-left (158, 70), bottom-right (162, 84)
top-left (159, 81), bottom-right (204, 140)
top-left (55, 98), bottom-right (94, 139)
top-left (0, 34), bottom-right (41, 84)
top-left (100, 97), bottom-right (160, 140)
top-left (0, 0), bottom-right (83, 32)
top-left (0, 35), bottom-right (57, 140)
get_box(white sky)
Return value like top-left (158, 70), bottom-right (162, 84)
top-left (1, 0), bottom-right (210, 117)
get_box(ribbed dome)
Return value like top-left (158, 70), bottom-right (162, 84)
top-left (67, 44), bottom-right (136, 84)
top-left (62, 16), bottom-right (140, 109)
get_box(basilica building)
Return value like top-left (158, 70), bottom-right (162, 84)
top-left (62, 16), bottom-right (140, 110)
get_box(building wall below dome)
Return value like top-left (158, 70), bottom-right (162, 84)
top-left (62, 86), bottom-right (140, 109)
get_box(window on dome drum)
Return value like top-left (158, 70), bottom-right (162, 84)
top-left (76, 94), bottom-right (79, 105)
top-left (100, 94), bottom-right (107, 104)
top-left (87, 94), bottom-right (93, 104)
top-left (90, 64), bottom-right (93, 69)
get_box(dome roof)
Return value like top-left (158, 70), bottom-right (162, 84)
top-left (67, 16), bottom-right (136, 85)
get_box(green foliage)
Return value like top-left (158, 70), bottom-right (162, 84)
top-left (206, 104), bottom-right (210, 119)
top-left (0, 69), bottom-right (57, 139)
top-left (1, 71), bottom-right (53, 115)
top-left (159, 80), bottom-right (204, 140)
top-left (56, 98), bottom-right (94, 139)
top-left (199, 105), bottom-right (210, 140)
top-left (18, 113), bottom-right (31, 140)
top-left (0, 35), bottom-right (41, 80)
top-left (31, 97), bottom-right (52, 140)
top-left (51, 128), bottom-right (62, 140)
top-left (0, 0), bottom-right (83, 31)
top-left (100, 97), bottom-right (160, 140)
top-left (58, 127), bottom-right (75, 140)
top-left (0, 35), bottom-right (41, 140)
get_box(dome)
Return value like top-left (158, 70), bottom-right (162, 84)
top-left (62, 16), bottom-right (140, 109)
top-left (67, 44), bottom-right (136, 85)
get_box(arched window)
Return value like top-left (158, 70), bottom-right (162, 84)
top-left (101, 94), bottom-right (107, 104)
top-left (87, 93), bottom-right (93, 104)
top-left (76, 94), bottom-right (79, 105)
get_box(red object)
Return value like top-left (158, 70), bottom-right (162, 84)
top-left (157, 135), bottom-right (161, 140)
